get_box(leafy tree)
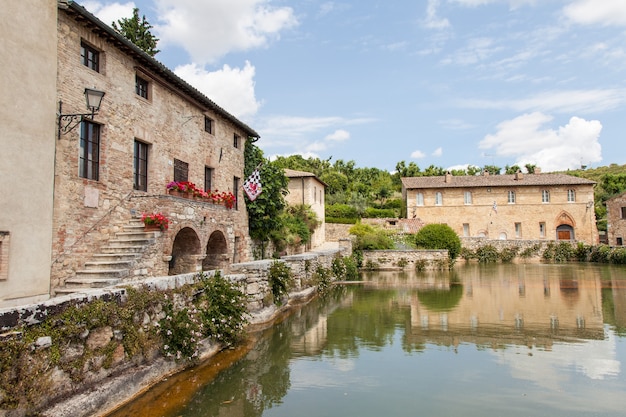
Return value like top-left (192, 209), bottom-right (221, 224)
top-left (112, 8), bottom-right (160, 56)
top-left (505, 164), bottom-right (521, 174)
top-left (483, 165), bottom-right (502, 175)
top-left (414, 223), bottom-right (461, 260)
top-left (320, 171), bottom-right (349, 195)
top-left (525, 163), bottom-right (537, 174)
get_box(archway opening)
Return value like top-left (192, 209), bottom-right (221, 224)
top-left (203, 230), bottom-right (229, 271)
top-left (169, 227), bottom-right (201, 275)
top-left (556, 224), bottom-right (575, 241)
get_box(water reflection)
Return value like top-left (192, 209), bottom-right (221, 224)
top-left (109, 263), bottom-right (626, 417)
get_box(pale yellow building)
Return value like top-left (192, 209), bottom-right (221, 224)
top-left (285, 169), bottom-right (326, 249)
top-left (401, 171), bottom-right (598, 244)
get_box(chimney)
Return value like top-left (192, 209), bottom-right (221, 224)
top-left (482, 170), bottom-right (489, 176)
top-left (515, 170), bottom-right (523, 180)
top-left (535, 167), bottom-right (541, 174)
top-left (445, 171), bottom-right (452, 183)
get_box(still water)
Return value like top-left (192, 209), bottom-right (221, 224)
top-left (109, 263), bottom-right (626, 417)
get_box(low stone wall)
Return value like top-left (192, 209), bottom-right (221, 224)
top-left (0, 245), bottom-right (350, 417)
top-left (325, 223), bottom-right (352, 241)
top-left (362, 249), bottom-right (449, 270)
top-left (460, 238), bottom-right (549, 254)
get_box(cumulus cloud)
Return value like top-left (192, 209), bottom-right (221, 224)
top-left (174, 61), bottom-right (260, 119)
top-left (154, 0), bottom-right (298, 65)
top-left (564, 0), bottom-right (626, 26)
top-left (83, 1), bottom-right (136, 27)
top-left (479, 112), bottom-right (602, 171)
top-left (432, 147), bottom-right (443, 157)
top-left (411, 150), bottom-right (426, 159)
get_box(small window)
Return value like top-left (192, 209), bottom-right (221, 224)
top-left (567, 189), bottom-right (576, 202)
top-left (464, 191), bottom-right (472, 205)
top-left (0, 231), bottom-right (9, 281)
top-left (416, 192), bottom-right (424, 206)
top-left (621, 207), bottom-right (626, 219)
top-left (539, 222), bottom-right (546, 238)
top-left (542, 190), bottom-right (550, 203)
top-left (205, 116), bottom-right (214, 134)
top-left (81, 41), bottom-right (100, 72)
top-left (618, 237), bottom-right (623, 246)
top-left (135, 75), bottom-right (149, 99)
top-left (508, 191), bottom-right (516, 204)
top-left (79, 121), bottom-right (100, 180)
top-left (233, 134), bottom-right (240, 149)
top-left (134, 140), bottom-right (149, 191)
top-left (173, 159), bottom-right (189, 183)
top-left (205, 166), bottom-right (213, 191)
top-left (233, 177), bottom-right (240, 210)
top-left (435, 192), bottom-right (443, 206)
top-left (515, 222), bottom-right (522, 238)
top-left (463, 223), bottom-right (470, 237)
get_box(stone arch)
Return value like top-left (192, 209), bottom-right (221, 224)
top-left (555, 211), bottom-right (576, 241)
top-left (169, 227), bottom-right (202, 275)
top-left (203, 230), bottom-right (230, 271)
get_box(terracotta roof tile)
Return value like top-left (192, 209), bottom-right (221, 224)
top-left (401, 173), bottom-right (595, 189)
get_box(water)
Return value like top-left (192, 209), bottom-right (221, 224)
top-left (108, 263), bottom-right (626, 417)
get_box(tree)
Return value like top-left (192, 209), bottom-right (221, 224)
top-left (112, 8), bottom-right (160, 56)
top-left (414, 224), bottom-right (461, 260)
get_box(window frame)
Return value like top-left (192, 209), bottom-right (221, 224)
top-left (567, 189), bottom-right (576, 202)
top-left (435, 192), bottom-right (443, 206)
top-left (508, 190), bottom-right (516, 204)
top-left (233, 133), bottom-right (240, 149)
top-left (464, 191), bottom-right (472, 205)
top-left (135, 74), bottom-right (149, 99)
top-left (133, 140), bottom-right (149, 191)
top-left (542, 189), bottom-right (550, 203)
top-left (621, 207), bottom-right (626, 219)
top-left (233, 177), bottom-right (240, 210)
top-left (205, 116), bottom-right (214, 134)
top-left (81, 41), bottom-right (100, 72)
top-left (204, 166), bottom-right (213, 192)
top-left (173, 158), bottom-right (189, 183)
top-left (416, 192), bottom-right (424, 206)
top-left (79, 121), bottom-right (100, 181)
top-left (539, 222), bottom-right (546, 238)
top-left (515, 222), bottom-right (522, 238)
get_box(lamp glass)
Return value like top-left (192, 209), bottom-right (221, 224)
top-left (84, 88), bottom-right (105, 112)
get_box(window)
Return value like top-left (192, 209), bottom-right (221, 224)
top-left (618, 237), bottom-right (623, 246)
top-left (464, 191), bottom-right (472, 205)
top-left (567, 189), bottom-right (576, 202)
top-left (621, 207), bottom-right (626, 219)
top-left (515, 222), bottom-right (522, 238)
top-left (135, 75), bottom-right (149, 99)
top-left (508, 191), bottom-right (516, 204)
top-left (463, 223), bottom-right (470, 237)
top-left (79, 121), bottom-right (100, 180)
top-left (0, 231), bottom-right (9, 281)
top-left (539, 222), bottom-right (546, 238)
top-left (416, 192), bottom-right (424, 206)
top-left (233, 177), bottom-right (240, 210)
top-left (81, 41), bottom-right (99, 72)
top-left (204, 166), bottom-right (213, 191)
top-left (205, 116), bottom-right (214, 134)
top-left (173, 159), bottom-right (189, 183)
top-left (133, 140), bottom-right (149, 191)
top-left (233, 134), bottom-right (240, 149)
top-left (435, 192), bottom-right (443, 206)
top-left (542, 190), bottom-right (550, 203)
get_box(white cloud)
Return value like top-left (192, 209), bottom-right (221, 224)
top-left (432, 147), bottom-right (443, 157)
top-left (411, 150), bottom-right (426, 159)
top-left (325, 129), bottom-right (350, 141)
top-left (155, 0), bottom-right (298, 65)
top-left (82, 1), bottom-right (136, 27)
top-left (450, 0), bottom-right (537, 8)
top-left (457, 89), bottom-right (625, 114)
top-left (441, 37), bottom-right (502, 66)
top-left (422, 0), bottom-right (450, 30)
top-left (479, 112), bottom-right (602, 171)
top-left (174, 61), bottom-right (261, 119)
top-left (564, 0), bottom-right (626, 27)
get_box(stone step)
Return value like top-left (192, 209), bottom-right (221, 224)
top-left (100, 245), bottom-right (148, 254)
top-left (107, 237), bottom-right (154, 247)
top-left (83, 259), bottom-right (135, 270)
top-left (92, 253), bottom-right (139, 262)
top-left (63, 275), bottom-right (125, 288)
top-left (74, 269), bottom-right (129, 280)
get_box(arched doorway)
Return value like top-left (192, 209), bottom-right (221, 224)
top-left (203, 230), bottom-right (229, 271)
top-left (169, 227), bottom-right (202, 275)
top-left (556, 224), bottom-right (575, 241)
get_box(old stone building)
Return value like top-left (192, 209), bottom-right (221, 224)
top-left (50, 2), bottom-right (259, 295)
top-left (606, 191), bottom-right (626, 246)
top-left (0, 1), bottom-right (58, 307)
top-left (284, 169), bottom-right (326, 249)
top-left (401, 170), bottom-right (598, 244)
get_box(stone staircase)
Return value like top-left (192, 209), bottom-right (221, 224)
top-left (56, 218), bottom-right (159, 295)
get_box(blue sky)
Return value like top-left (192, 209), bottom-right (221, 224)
top-left (81, 0), bottom-right (626, 173)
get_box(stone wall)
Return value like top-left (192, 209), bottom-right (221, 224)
top-left (325, 223), bottom-right (352, 242)
top-left (460, 237), bottom-right (550, 254)
top-left (607, 192), bottom-right (626, 246)
top-left (361, 249), bottom-right (449, 270)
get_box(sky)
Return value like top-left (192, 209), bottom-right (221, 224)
top-left (80, 0), bottom-right (626, 173)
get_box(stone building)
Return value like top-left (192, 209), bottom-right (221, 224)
top-left (401, 170), bottom-right (598, 244)
top-left (606, 191), bottom-right (626, 246)
top-left (284, 169), bottom-right (326, 249)
top-left (1, 1), bottom-right (260, 301)
top-left (0, 1), bottom-right (58, 307)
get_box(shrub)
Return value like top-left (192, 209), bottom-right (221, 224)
top-left (363, 207), bottom-right (396, 218)
top-left (476, 245), bottom-right (499, 263)
top-left (268, 261), bottom-right (294, 305)
top-left (574, 242), bottom-right (592, 262)
top-left (590, 244), bottom-right (611, 263)
top-left (499, 247), bottom-right (519, 263)
top-left (459, 247), bottom-right (475, 260)
top-left (349, 223), bottom-right (395, 250)
top-left (609, 247), bottom-right (626, 264)
top-left (519, 244), bottom-right (541, 259)
top-left (414, 224), bottom-right (462, 260)
top-left (326, 203), bottom-right (359, 219)
top-left (553, 242), bottom-right (574, 262)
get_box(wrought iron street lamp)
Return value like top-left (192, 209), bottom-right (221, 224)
top-left (58, 88), bottom-right (105, 138)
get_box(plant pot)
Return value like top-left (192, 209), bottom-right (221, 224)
top-left (144, 224), bottom-right (162, 231)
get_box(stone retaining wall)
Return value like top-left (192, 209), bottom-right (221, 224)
top-left (362, 249), bottom-right (449, 270)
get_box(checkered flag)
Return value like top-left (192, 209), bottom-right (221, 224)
top-left (243, 168), bottom-right (262, 201)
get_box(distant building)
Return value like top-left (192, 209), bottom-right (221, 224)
top-left (606, 191), bottom-right (626, 246)
top-left (284, 169), bottom-right (326, 249)
top-left (401, 170), bottom-right (598, 244)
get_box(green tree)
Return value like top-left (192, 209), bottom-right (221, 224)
top-left (505, 164), bottom-right (522, 174)
top-left (414, 223), bottom-right (461, 260)
top-left (112, 8), bottom-right (160, 56)
top-left (483, 165), bottom-right (502, 175)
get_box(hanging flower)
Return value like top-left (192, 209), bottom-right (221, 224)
top-left (141, 212), bottom-right (171, 230)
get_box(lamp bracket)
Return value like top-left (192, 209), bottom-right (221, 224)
top-left (57, 101), bottom-right (97, 139)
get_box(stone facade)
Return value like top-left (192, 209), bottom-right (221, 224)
top-left (606, 191), bottom-right (626, 246)
top-left (51, 3), bottom-right (258, 292)
top-left (361, 250), bottom-right (449, 270)
top-left (402, 171), bottom-right (598, 244)
top-left (284, 169), bottom-right (326, 249)
top-left (0, 0), bottom-right (58, 307)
